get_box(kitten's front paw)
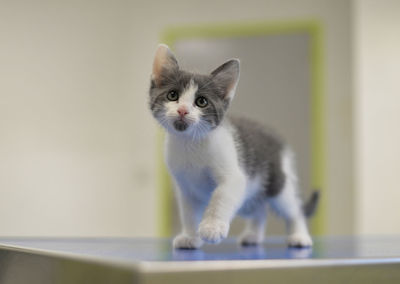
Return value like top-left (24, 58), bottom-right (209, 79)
top-left (173, 234), bottom-right (203, 249)
top-left (288, 233), bottom-right (313, 248)
top-left (198, 219), bottom-right (229, 244)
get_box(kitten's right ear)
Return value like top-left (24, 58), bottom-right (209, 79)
top-left (152, 44), bottom-right (178, 86)
top-left (211, 59), bottom-right (240, 101)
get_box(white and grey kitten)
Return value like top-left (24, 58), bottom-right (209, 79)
top-left (149, 44), bottom-right (319, 249)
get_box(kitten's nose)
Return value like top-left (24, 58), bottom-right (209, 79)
top-left (177, 106), bottom-right (189, 117)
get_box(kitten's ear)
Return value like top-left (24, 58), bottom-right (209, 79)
top-left (152, 44), bottom-right (179, 86)
top-left (211, 59), bottom-right (240, 101)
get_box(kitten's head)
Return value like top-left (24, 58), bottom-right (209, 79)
top-left (149, 44), bottom-right (240, 139)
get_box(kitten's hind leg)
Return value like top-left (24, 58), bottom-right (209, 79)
top-left (239, 205), bottom-right (267, 246)
top-left (269, 148), bottom-right (313, 248)
top-left (272, 193), bottom-right (313, 248)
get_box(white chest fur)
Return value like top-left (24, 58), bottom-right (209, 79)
top-left (165, 124), bottom-right (242, 202)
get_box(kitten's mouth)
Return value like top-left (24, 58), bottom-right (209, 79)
top-left (173, 119), bottom-right (189, 131)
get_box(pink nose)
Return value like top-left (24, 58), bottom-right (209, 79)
top-left (177, 107), bottom-right (189, 117)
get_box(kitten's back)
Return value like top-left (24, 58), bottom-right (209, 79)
top-left (228, 115), bottom-right (286, 197)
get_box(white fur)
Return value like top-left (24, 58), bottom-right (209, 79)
top-left (167, 121), bottom-right (246, 247)
top-left (168, 131), bottom-right (312, 248)
top-left (268, 147), bottom-right (312, 247)
top-left (177, 79), bottom-right (198, 108)
top-left (163, 80), bottom-right (202, 136)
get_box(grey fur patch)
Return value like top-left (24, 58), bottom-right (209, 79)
top-left (229, 116), bottom-right (285, 197)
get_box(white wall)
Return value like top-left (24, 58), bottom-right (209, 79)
top-left (0, 1), bottom-right (157, 236)
top-left (354, 0), bottom-right (400, 234)
top-left (0, 0), bottom-right (353, 236)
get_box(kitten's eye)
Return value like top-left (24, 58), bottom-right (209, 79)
top-left (167, 90), bottom-right (179, 101)
top-left (195, 96), bottom-right (208, 108)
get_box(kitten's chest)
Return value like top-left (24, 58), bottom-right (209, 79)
top-left (174, 166), bottom-right (216, 202)
top-left (165, 136), bottom-right (218, 199)
top-left (166, 141), bottom-right (209, 171)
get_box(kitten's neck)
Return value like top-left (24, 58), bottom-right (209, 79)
top-left (166, 130), bottom-right (210, 147)
top-left (166, 119), bottom-right (230, 147)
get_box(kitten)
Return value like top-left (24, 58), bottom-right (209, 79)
top-left (149, 44), bottom-right (319, 249)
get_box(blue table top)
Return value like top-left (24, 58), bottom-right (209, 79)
top-left (2, 236), bottom-right (400, 284)
top-left (1, 235), bottom-right (400, 263)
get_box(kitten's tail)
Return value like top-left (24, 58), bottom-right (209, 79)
top-left (303, 190), bottom-right (320, 218)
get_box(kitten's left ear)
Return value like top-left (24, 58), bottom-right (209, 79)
top-left (211, 59), bottom-right (240, 101)
top-left (152, 44), bottom-right (179, 86)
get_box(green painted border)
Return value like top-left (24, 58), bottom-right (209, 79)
top-left (157, 20), bottom-right (326, 237)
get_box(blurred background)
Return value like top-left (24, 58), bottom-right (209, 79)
top-left (0, 0), bottom-right (399, 238)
